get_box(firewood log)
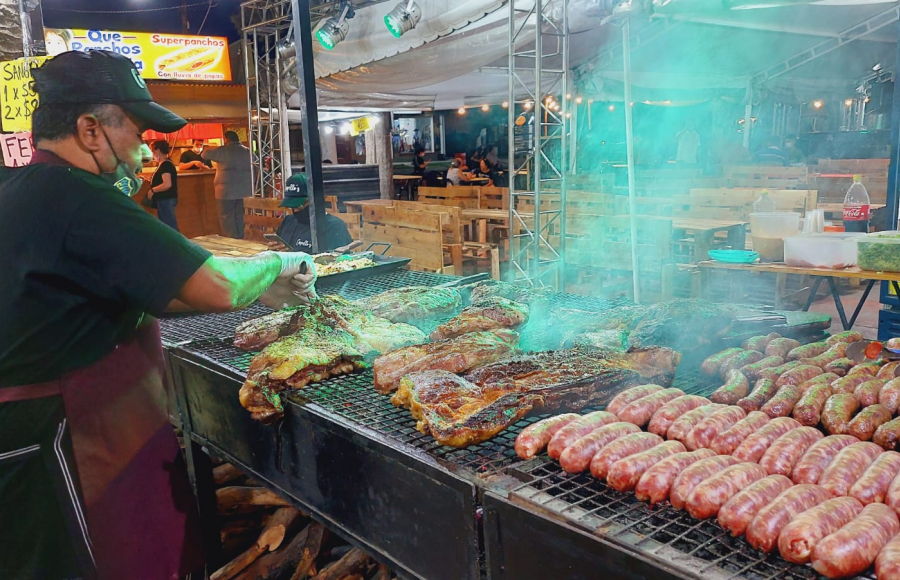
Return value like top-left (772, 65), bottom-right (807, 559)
top-left (211, 507), bottom-right (303, 580)
top-left (240, 522), bottom-right (321, 580)
top-left (216, 486), bottom-right (290, 515)
top-left (311, 548), bottom-right (369, 580)
top-left (289, 521), bottom-right (326, 580)
top-left (213, 463), bottom-right (244, 486)
top-left (371, 564), bottom-right (391, 580)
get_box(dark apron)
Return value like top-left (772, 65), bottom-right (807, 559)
top-left (1, 321), bottom-right (205, 579)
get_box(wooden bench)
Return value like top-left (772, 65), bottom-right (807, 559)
top-left (725, 165), bottom-right (809, 189)
top-left (673, 188), bottom-right (817, 221)
top-left (359, 204), bottom-right (460, 275)
top-left (417, 186), bottom-right (480, 208)
top-left (243, 197), bottom-right (288, 242)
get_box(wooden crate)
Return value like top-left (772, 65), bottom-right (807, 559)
top-left (360, 205), bottom-right (457, 274)
top-left (725, 165), bottom-right (809, 189)
top-left (674, 188), bottom-right (816, 220)
top-left (243, 197), bottom-right (289, 243)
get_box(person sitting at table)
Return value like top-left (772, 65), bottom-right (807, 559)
top-left (486, 145), bottom-right (500, 167)
top-left (446, 159), bottom-right (476, 186)
top-left (753, 135), bottom-right (789, 166)
top-left (411, 146), bottom-right (428, 176)
top-left (177, 139), bottom-right (212, 170)
top-left (470, 146), bottom-right (484, 168)
top-left (269, 171), bottom-right (352, 252)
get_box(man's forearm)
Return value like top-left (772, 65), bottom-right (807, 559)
top-left (212, 253), bottom-right (282, 310)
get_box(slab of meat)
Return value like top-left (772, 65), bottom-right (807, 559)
top-left (617, 388), bottom-right (685, 427)
top-left (732, 417), bottom-right (800, 463)
top-left (718, 475), bottom-right (793, 537)
top-left (818, 441), bottom-right (883, 497)
top-left (746, 484), bottom-right (833, 553)
top-left (709, 411), bottom-right (769, 456)
top-left (607, 441), bottom-right (686, 492)
top-left (547, 411), bottom-right (620, 460)
top-left (429, 296), bottom-right (529, 341)
top-left (372, 329), bottom-right (519, 393)
top-left (355, 286), bottom-right (462, 323)
top-left (606, 384), bottom-right (664, 415)
top-left (758, 427), bottom-right (823, 477)
top-left (778, 496), bottom-right (864, 564)
top-left (233, 306), bottom-right (303, 350)
top-left (647, 395), bottom-right (709, 437)
top-left (812, 503), bottom-right (900, 579)
top-left (634, 449), bottom-right (717, 505)
top-left (557, 421), bottom-right (638, 473)
top-left (393, 346), bottom-right (681, 447)
top-left (670, 455), bottom-right (740, 510)
top-left (463, 279), bottom-right (551, 307)
top-left (514, 414), bottom-right (579, 460)
top-left (589, 432), bottom-right (662, 480)
top-left (876, 534), bottom-right (900, 579)
top-left (849, 450), bottom-right (900, 505)
top-left (685, 462), bottom-right (767, 520)
top-left (791, 435), bottom-right (859, 485)
top-left (684, 406), bottom-right (746, 451)
top-left (666, 404), bottom-right (724, 442)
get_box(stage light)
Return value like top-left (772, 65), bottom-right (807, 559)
top-left (324, 124), bottom-right (334, 134)
top-left (575, 96), bottom-right (583, 104)
top-left (565, 93), bottom-right (571, 100)
top-left (317, 3), bottom-right (353, 50)
top-left (524, 101), bottom-right (533, 110)
top-left (845, 99), bottom-right (854, 107)
top-left (481, 104), bottom-right (490, 112)
top-left (608, 105), bottom-right (615, 111)
top-left (457, 107), bottom-right (466, 115)
top-left (501, 101), bottom-right (509, 108)
top-left (384, 0), bottom-right (421, 38)
top-left (813, 100), bottom-right (823, 109)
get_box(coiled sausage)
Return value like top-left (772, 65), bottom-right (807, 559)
top-left (765, 338), bottom-right (802, 359)
top-left (775, 364), bottom-right (823, 388)
top-left (739, 355), bottom-right (784, 382)
top-left (787, 341), bottom-right (829, 361)
top-left (547, 411), bottom-right (619, 459)
top-left (647, 395), bottom-right (709, 437)
top-left (558, 422), bottom-right (641, 474)
top-left (709, 411), bottom-right (769, 456)
top-left (792, 383), bottom-right (833, 427)
top-left (606, 440), bottom-right (686, 492)
top-left (717, 475), bottom-right (793, 537)
top-left (818, 441), bottom-right (883, 497)
top-left (777, 496), bottom-right (864, 564)
top-left (759, 427), bottom-right (824, 477)
top-left (821, 393), bottom-right (861, 435)
top-left (634, 449), bottom-right (717, 505)
top-left (733, 417), bottom-right (801, 463)
top-left (746, 484), bottom-right (833, 553)
top-left (607, 384), bottom-right (664, 415)
top-left (848, 450), bottom-right (900, 505)
top-left (719, 351), bottom-right (764, 380)
top-left (760, 384), bottom-right (803, 419)
top-left (826, 331), bottom-right (864, 346)
top-left (854, 378), bottom-right (889, 407)
top-left (666, 404), bottom-right (724, 442)
top-left (875, 417), bottom-right (900, 452)
top-left (847, 404), bottom-right (892, 442)
top-left (684, 462), bottom-right (767, 520)
top-left (737, 378), bottom-right (780, 413)
top-left (700, 348), bottom-right (743, 376)
top-left (515, 413), bottom-right (580, 460)
top-left (709, 370), bottom-right (750, 405)
top-left (875, 534), bottom-right (900, 579)
top-left (589, 432), bottom-right (663, 480)
top-left (812, 503), bottom-right (900, 579)
top-left (669, 455), bottom-right (740, 510)
top-left (879, 377), bottom-right (900, 414)
top-left (742, 332), bottom-right (781, 352)
top-left (684, 406), bottom-right (746, 451)
top-left (824, 357), bottom-right (855, 377)
top-left (791, 435), bottom-right (859, 485)
top-left (831, 373), bottom-right (871, 395)
top-left (617, 388), bottom-right (684, 427)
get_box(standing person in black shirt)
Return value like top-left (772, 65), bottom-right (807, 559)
top-left (177, 138), bottom-right (211, 170)
top-left (411, 145), bottom-right (428, 176)
top-left (147, 140), bottom-right (179, 231)
top-left (271, 171), bottom-right (353, 252)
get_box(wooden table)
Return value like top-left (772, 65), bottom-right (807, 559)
top-left (344, 199), bottom-right (394, 213)
top-left (192, 235), bottom-right (269, 257)
top-left (392, 175), bottom-right (421, 200)
top-left (699, 260), bottom-right (900, 330)
top-left (461, 209), bottom-right (509, 243)
top-left (671, 218), bottom-right (748, 262)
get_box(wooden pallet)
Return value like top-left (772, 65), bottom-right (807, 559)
top-left (359, 205), bottom-right (458, 274)
top-left (725, 165), bottom-right (809, 189)
top-left (673, 188), bottom-right (816, 221)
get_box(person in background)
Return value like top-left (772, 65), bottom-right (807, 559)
top-left (147, 140), bottom-right (179, 231)
top-left (675, 121), bottom-right (701, 165)
top-left (446, 159), bottom-right (476, 186)
top-left (754, 135), bottom-right (789, 166)
top-left (271, 171), bottom-right (352, 252)
top-left (0, 49), bottom-right (317, 580)
top-left (486, 145), bottom-right (500, 167)
top-left (178, 138), bottom-right (212, 170)
top-left (470, 146), bottom-right (484, 168)
top-left (411, 145), bottom-right (428, 177)
top-left (204, 131), bottom-right (251, 238)
top-left (784, 137), bottom-right (805, 165)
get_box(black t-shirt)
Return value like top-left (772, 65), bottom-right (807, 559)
top-left (0, 160), bottom-right (212, 386)
top-left (412, 154), bottom-right (427, 176)
top-left (276, 207), bottom-right (353, 253)
top-left (178, 149), bottom-right (211, 168)
top-left (150, 159), bottom-right (178, 201)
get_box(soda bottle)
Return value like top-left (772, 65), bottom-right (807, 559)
top-left (843, 174), bottom-right (870, 233)
top-left (752, 190), bottom-right (776, 213)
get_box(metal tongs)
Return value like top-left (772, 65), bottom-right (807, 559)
top-left (846, 339), bottom-right (900, 369)
top-left (313, 240), bottom-right (365, 265)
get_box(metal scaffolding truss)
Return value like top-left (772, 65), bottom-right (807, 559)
top-left (242, 0), bottom-right (294, 198)
top-left (507, 0), bottom-right (570, 289)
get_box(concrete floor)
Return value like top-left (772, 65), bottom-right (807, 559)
top-left (808, 284), bottom-right (884, 339)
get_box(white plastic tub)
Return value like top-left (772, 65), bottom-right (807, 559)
top-left (784, 233), bottom-right (865, 269)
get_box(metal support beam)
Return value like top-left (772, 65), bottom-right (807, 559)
top-left (884, 18), bottom-right (900, 236)
top-left (573, 17), bottom-right (681, 85)
top-left (622, 20), bottom-right (640, 304)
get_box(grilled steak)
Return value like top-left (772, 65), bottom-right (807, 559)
top-left (373, 329), bottom-right (520, 393)
top-left (233, 307), bottom-right (302, 351)
top-left (429, 297), bottom-right (529, 341)
top-left (393, 347), bottom-right (681, 447)
top-left (354, 286), bottom-right (461, 323)
top-left (462, 280), bottom-right (552, 307)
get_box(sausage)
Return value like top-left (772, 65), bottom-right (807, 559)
top-left (848, 450), bottom-right (900, 505)
top-left (669, 455), bottom-right (740, 510)
top-left (760, 384), bottom-right (803, 418)
top-left (758, 360), bottom-right (805, 382)
top-left (821, 393), bottom-right (861, 435)
top-left (818, 441), bottom-right (883, 497)
top-left (746, 484), bottom-right (833, 552)
top-left (880, 378), bottom-right (900, 414)
top-left (700, 347), bottom-right (743, 376)
top-left (786, 341), bottom-right (830, 361)
top-left (607, 384), bottom-right (664, 415)
top-left (847, 404), bottom-right (892, 441)
top-left (590, 432), bottom-right (663, 480)
top-left (775, 364), bottom-right (823, 388)
top-left (634, 449), bottom-right (718, 505)
top-left (811, 503), bottom-right (900, 579)
top-left (558, 422), bottom-right (641, 474)
top-left (886, 465), bottom-right (900, 513)
top-left (709, 411), bottom-right (770, 455)
top-left (683, 406), bottom-right (746, 451)
top-left (743, 332), bottom-right (781, 352)
top-left (777, 496), bottom-right (864, 564)
top-left (547, 411), bottom-right (620, 459)
top-left (878, 361), bottom-right (900, 380)
top-left (616, 388), bottom-right (684, 427)
top-left (824, 357), bottom-right (855, 377)
top-left (826, 330), bottom-right (864, 346)
top-left (832, 373), bottom-right (873, 395)
top-left (765, 338), bottom-right (802, 359)
top-left (737, 378), bottom-right (780, 413)
top-left (854, 378), bottom-right (889, 407)
top-left (792, 435), bottom-right (860, 484)
top-left (849, 361), bottom-right (884, 378)
top-left (606, 440), bottom-right (687, 492)
top-left (738, 355), bottom-right (784, 382)
top-left (733, 417), bottom-right (801, 463)
top-left (792, 383), bottom-right (833, 427)
top-left (802, 343), bottom-right (849, 369)
top-left (515, 413), bottom-right (580, 459)
top-left (684, 462), bottom-right (767, 520)
top-left (666, 404), bottom-right (725, 442)
top-left (759, 427), bottom-right (824, 477)
top-left (718, 475), bottom-right (793, 537)
top-left (876, 534), bottom-right (900, 580)
top-left (875, 417), bottom-right (900, 451)
top-left (719, 350), bottom-right (764, 379)
top-left (709, 370), bottom-right (750, 405)
top-left (797, 372), bottom-right (839, 394)
top-left (646, 395), bottom-right (709, 437)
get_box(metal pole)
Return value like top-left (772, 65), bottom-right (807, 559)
top-left (743, 81), bottom-right (753, 150)
top-left (884, 26), bottom-right (900, 234)
top-left (275, 32), bottom-right (292, 193)
top-left (533, 0), bottom-right (543, 285)
top-left (290, 0), bottom-right (327, 252)
top-left (507, 0), bottom-right (516, 283)
top-left (622, 20), bottom-right (640, 304)
top-left (559, 0), bottom-right (568, 291)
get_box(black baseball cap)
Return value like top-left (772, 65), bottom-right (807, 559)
top-left (32, 50), bottom-right (187, 133)
top-left (281, 172), bottom-right (308, 208)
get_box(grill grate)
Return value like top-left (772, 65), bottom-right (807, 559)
top-left (507, 458), bottom-right (876, 580)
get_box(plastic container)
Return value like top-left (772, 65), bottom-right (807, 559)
top-left (708, 250), bottom-right (759, 264)
top-left (857, 231), bottom-right (900, 272)
top-left (784, 233), bottom-right (865, 269)
top-left (753, 191), bottom-right (776, 213)
top-left (750, 212), bottom-right (800, 262)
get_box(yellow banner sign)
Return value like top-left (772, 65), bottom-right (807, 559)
top-left (349, 116), bottom-right (371, 136)
top-left (45, 28), bottom-right (232, 82)
top-left (0, 56), bottom-right (48, 132)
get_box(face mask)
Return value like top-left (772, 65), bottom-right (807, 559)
top-left (193, 146), bottom-right (202, 153)
top-left (91, 128), bottom-right (144, 197)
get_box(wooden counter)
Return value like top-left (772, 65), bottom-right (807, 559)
top-left (134, 168), bottom-right (223, 238)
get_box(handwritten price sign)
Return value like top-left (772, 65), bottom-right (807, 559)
top-left (0, 56), bottom-right (48, 132)
top-left (1, 132), bottom-right (33, 167)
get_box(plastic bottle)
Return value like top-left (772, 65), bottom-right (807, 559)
top-left (752, 190), bottom-right (776, 213)
top-left (843, 174), bottom-right (870, 233)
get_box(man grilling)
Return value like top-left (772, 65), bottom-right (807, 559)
top-left (270, 170), bottom-right (353, 252)
top-left (0, 50), bottom-right (318, 579)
